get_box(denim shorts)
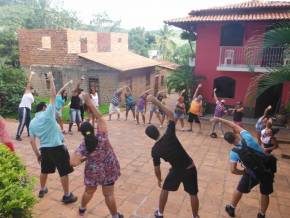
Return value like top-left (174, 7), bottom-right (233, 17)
top-left (70, 108), bottom-right (82, 123)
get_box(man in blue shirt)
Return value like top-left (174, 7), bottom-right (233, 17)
top-left (29, 72), bottom-right (77, 203)
top-left (211, 117), bottom-right (274, 218)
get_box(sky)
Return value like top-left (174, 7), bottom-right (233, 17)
top-left (61, 0), bottom-right (290, 31)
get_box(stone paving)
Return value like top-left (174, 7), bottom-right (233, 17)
top-left (5, 111), bottom-right (290, 218)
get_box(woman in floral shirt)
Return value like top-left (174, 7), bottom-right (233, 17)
top-left (70, 94), bottom-right (122, 218)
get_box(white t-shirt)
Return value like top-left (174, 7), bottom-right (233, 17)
top-left (91, 93), bottom-right (99, 107)
top-left (19, 93), bottom-right (34, 110)
top-left (260, 128), bottom-right (271, 144)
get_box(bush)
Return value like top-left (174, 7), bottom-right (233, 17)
top-left (0, 145), bottom-right (36, 218)
top-left (0, 66), bottom-right (27, 116)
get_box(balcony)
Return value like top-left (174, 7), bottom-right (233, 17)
top-left (217, 46), bottom-right (289, 73)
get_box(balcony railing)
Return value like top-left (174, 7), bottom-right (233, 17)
top-left (217, 46), bottom-right (289, 72)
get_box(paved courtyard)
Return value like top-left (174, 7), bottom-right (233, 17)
top-left (5, 112), bottom-right (290, 218)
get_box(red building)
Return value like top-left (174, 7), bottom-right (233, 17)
top-left (166, 0), bottom-right (290, 117)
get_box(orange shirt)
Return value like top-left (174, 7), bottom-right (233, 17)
top-left (189, 100), bottom-right (202, 115)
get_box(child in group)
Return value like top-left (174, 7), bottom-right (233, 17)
top-left (230, 101), bottom-right (244, 127)
top-left (136, 90), bottom-right (151, 125)
top-left (157, 92), bottom-right (167, 128)
top-left (260, 120), bottom-right (278, 153)
top-left (89, 87), bottom-right (99, 128)
top-left (124, 87), bottom-right (136, 121)
top-left (174, 94), bottom-right (186, 130)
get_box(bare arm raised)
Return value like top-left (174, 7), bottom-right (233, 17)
top-left (147, 95), bottom-right (174, 121)
top-left (57, 80), bottom-right (73, 95)
top-left (193, 84), bottom-right (202, 99)
top-left (211, 117), bottom-right (244, 134)
top-left (213, 88), bottom-right (219, 102)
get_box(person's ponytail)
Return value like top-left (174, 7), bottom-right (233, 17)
top-left (80, 122), bottom-right (98, 154)
top-left (84, 133), bottom-right (98, 154)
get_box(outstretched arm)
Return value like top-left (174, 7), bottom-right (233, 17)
top-left (57, 80), bottom-right (73, 95)
top-left (211, 117), bottom-right (244, 134)
top-left (213, 88), bottom-right (219, 102)
top-left (262, 105), bottom-right (272, 118)
top-left (25, 71), bottom-right (34, 93)
top-left (139, 88), bottom-right (152, 97)
top-left (193, 84), bottom-right (202, 99)
top-left (147, 95), bottom-right (174, 121)
top-left (82, 93), bottom-right (107, 132)
top-left (47, 72), bottom-right (56, 104)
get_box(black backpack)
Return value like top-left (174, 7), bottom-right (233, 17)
top-left (232, 139), bottom-right (277, 180)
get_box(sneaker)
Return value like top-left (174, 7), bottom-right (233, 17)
top-left (78, 208), bottom-right (86, 216)
top-left (159, 125), bottom-right (163, 128)
top-left (62, 193), bottom-right (78, 204)
top-left (225, 205), bottom-right (235, 217)
top-left (220, 134), bottom-right (224, 138)
top-left (210, 132), bottom-right (217, 138)
top-left (117, 213), bottom-right (124, 218)
top-left (38, 187), bottom-right (48, 198)
top-left (257, 213), bottom-right (265, 218)
top-left (15, 136), bottom-right (22, 141)
top-left (154, 210), bottom-right (163, 218)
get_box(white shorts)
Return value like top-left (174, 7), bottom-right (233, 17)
top-left (109, 103), bottom-right (120, 114)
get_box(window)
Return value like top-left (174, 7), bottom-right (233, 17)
top-left (118, 37), bottom-right (122, 43)
top-left (146, 72), bottom-right (151, 86)
top-left (41, 36), bottom-right (51, 49)
top-left (213, 76), bottom-right (236, 98)
top-left (88, 78), bottom-right (99, 93)
top-left (80, 37), bottom-right (88, 53)
top-left (220, 23), bottom-right (244, 46)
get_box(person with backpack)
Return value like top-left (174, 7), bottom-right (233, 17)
top-left (211, 117), bottom-right (276, 218)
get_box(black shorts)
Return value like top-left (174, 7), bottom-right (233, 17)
top-left (188, 113), bottom-right (200, 123)
top-left (163, 167), bottom-right (198, 195)
top-left (237, 172), bottom-right (274, 195)
top-left (40, 145), bottom-right (73, 177)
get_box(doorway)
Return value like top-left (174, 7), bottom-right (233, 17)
top-left (254, 83), bottom-right (283, 117)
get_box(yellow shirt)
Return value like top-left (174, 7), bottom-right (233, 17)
top-left (189, 100), bottom-right (202, 115)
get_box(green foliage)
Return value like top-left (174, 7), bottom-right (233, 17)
top-left (156, 25), bottom-right (176, 60)
top-left (0, 145), bottom-right (36, 218)
top-left (128, 27), bottom-right (156, 57)
top-left (0, 66), bottom-right (26, 116)
top-left (246, 22), bottom-right (290, 100)
top-left (173, 43), bottom-right (195, 65)
top-left (180, 31), bottom-right (196, 58)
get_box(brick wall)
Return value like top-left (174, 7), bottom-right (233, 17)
top-left (67, 29), bottom-right (99, 53)
top-left (110, 33), bottom-right (128, 52)
top-left (18, 29), bottom-right (79, 66)
top-left (97, 32), bottom-right (111, 52)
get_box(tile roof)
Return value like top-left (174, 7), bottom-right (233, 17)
top-left (166, 12), bottom-right (290, 23)
top-left (166, 1), bottom-right (290, 25)
top-left (157, 60), bottom-right (180, 70)
top-left (190, 1), bottom-right (290, 15)
top-left (79, 52), bottom-right (159, 71)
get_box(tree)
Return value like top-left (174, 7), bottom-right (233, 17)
top-left (180, 31), bottom-right (196, 58)
top-left (156, 25), bottom-right (176, 60)
top-left (88, 12), bottom-right (121, 32)
top-left (166, 66), bottom-right (204, 110)
top-left (173, 43), bottom-right (194, 65)
top-left (128, 27), bottom-right (156, 57)
top-left (246, 22), bottom-right (290, 100)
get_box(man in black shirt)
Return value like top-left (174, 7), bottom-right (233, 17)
top-left (145, 95), bottom-right (199, 218)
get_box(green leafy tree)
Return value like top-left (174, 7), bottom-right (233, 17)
top-left (180, 31), bottom-right (196, 58)
top-left (246, 22), bottom-right (290, 100)
top-left (128, 27), bottom-right (156, 57)
top-left (156, 25), bottom-right (176, 60)
top-left (0, 66), bottom-right (26, 116)
top-left (173, 43), bottom-right (194, 65)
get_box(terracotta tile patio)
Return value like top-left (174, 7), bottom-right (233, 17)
top-left (5, 110), bottom-right (290, 218)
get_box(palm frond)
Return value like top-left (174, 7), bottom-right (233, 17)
top-left (264, 22), bottom-right (290, 48)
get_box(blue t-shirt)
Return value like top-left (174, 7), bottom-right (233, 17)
top-left (29, 104), bottom-right (64, 148)
top-left (230, 130), bottom-right (264, 163)
top-left (55, 95), bottom-right (65, 111)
